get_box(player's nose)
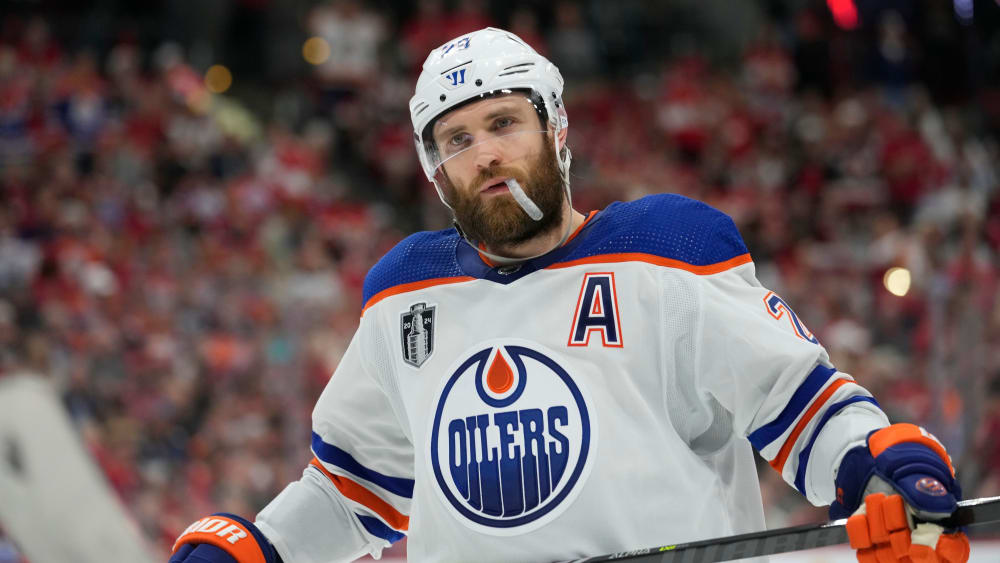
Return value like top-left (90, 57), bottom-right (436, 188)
top-left (473, 140), bottom-right (504, 171)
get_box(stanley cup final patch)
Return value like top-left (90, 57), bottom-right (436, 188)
top-left (401, 302), bottom-right (435, 367)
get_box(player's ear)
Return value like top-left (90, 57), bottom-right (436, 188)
top-left (547, 125), bottom-right (568, 151)
top-left (557, 126), bottom-right (568, 150)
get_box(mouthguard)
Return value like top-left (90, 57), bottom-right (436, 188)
top-left (505, 178), bottom-right (543, 221)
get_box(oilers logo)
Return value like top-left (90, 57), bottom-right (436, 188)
top-left (428, 340), bottom-right (596, 536)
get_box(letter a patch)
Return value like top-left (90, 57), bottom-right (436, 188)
top-left (568, 273), bottom-right (623, 347)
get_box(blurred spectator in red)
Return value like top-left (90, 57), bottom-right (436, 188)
top-left (14, 17), bottom-right (61, 69)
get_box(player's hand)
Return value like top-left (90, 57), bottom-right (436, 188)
top-left (830, 423), bottom-right (970, 563)
top-left (845, 491), bottom-right (968, 562)
top-left (170, 513), bottom-right (280, 563)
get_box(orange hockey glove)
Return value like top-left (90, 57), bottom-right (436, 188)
top-left (846, 492), bottom-right (969, 563)
top-left (831, 424), bottom-right (969, 563)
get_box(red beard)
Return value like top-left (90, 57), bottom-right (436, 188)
top-left (444, 139), bottom-right (565, 249)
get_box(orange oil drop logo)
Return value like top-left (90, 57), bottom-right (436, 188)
top-left (486, 351), bottom-right (514, 394)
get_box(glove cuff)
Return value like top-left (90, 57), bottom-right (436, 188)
top-left (829, 424), bottom-right (961, 521)
top-left (172, 513), bottom-right (278, 563)
top-left (868, 423), bottom-right (955, 477)
top-left (830, 445), bottom-right (876, 519)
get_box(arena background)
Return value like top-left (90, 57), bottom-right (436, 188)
top-left (1, 0), bottom-right (999, 561)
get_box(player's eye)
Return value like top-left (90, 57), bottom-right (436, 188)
top-left (494, 116), bottom-right (516, 130)
top-left (448, 132), bottom-right (472, 148)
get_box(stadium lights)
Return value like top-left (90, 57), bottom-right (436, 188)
top-left (883, 267), bottom-right (911, 297)
top-left (204, 64), bottom-right (232, 94)
top-left (303, 37), bottom-right (331, 65)
top-left (827, 0), bottom-right (859, 30)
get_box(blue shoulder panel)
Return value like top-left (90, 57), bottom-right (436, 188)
top-left (362, 195), bottom-right (748, 310)
top-left (362, 229), bottom-right (464, 306)
top-left (558, 194), bottom-right (749, 266)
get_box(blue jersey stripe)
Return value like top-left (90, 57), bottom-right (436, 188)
top-left (356, 514), bottom-right (406, 544)
top-left (312, 432), bottom-right (415, 498)
top-left (793, 395), bottom-right (880, 496)
top-left (747, 364), bottom-right (838, 451)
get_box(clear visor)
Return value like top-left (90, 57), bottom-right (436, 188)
top-left (422, 94), bottom-right (551, 185)
top-left (430, 128), bottom-right (550, 186)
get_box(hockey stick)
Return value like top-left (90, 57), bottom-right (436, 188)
top-left (571, 496), bottom-right (1000, 563)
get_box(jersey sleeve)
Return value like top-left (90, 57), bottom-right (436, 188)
top-left (255, 315), bottom-right (414, 563)
top-left (676, 213), bottom-right (889, 506)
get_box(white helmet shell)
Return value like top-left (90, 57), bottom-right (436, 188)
top-left (409, 27), bottom-right (569, 183)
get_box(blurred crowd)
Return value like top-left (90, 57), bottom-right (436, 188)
top-left (1, 0), bottom-right (1000, 558)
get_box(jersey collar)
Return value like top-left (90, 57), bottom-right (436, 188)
top-left (456, 210), bottom-right (601, 284)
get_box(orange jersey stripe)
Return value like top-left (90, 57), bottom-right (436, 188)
top-left (361, 276), bottom-right (475, 316)
top-left (548, 252), bottom-right (752, 275)
top-left (477, 247), bottom-right (498, 267)
top-left (564, 210), bottom-right (599, 244)
top-left (362, 236), bottom-right (747, 315)
top-left (769, 378), bottom-right (852, 473)
top-left (310, 458), bottom-right (410, 531)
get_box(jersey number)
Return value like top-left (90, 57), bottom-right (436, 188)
top-left (441, 37), bottom-right (471, 56)
top-left (763, 291), bottom-right (819, 344)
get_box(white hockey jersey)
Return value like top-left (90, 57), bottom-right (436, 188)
top-left (255, 194), bottom-right (890, 563)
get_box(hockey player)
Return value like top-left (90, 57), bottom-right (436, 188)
top-left (171, 28), bottom-right (970, 563)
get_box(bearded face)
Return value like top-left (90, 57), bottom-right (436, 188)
top-left (442, 137), bottom-right (565, 249)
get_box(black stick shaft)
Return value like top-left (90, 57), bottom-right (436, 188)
top-left (571, 496), bottom-right (1000, 563)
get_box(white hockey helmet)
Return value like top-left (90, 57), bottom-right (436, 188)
top-left (409, 27), bottom-right (571, 194)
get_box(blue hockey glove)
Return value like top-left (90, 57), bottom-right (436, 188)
top-left (830, 423), bottom-right (969, 563)
top-left (169, 513), bottom-right (281, 563)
